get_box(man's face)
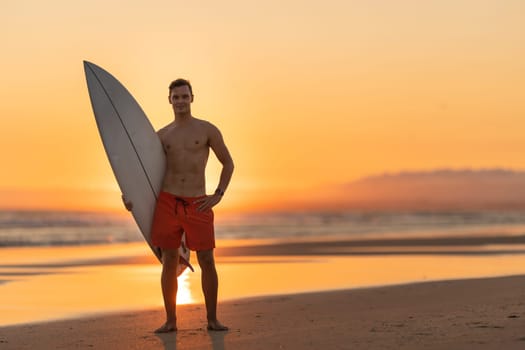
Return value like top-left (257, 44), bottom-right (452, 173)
top-left (169, 85), bottom-right (193, 114)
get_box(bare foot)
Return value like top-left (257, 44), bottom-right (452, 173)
top-left (154, 322), bottom-right (177, 333)
top-left (207, 319), bottom-right (229, 331)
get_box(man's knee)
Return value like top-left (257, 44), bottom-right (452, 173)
top-left (197, 250), bottom-right (215, 268)
top-left (161, 249), bottom-right (180, 265)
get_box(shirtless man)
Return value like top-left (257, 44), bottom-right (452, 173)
top-left (126, 79), bottom-right (233, 333)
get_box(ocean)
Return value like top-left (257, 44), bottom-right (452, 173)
top-left (2, 210), bottom-right (525, 247)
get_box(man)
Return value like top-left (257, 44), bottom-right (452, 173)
top-left (125, 78), bottom-right (233, 333)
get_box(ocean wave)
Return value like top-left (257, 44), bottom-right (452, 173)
top-left (2, 210), bottom-right (525, 247)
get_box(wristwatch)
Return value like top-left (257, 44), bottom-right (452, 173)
top-left (214, 188), bottom-right (224, 196)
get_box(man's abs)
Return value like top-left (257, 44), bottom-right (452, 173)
top-left (162, 170), bottom-right (206, 197)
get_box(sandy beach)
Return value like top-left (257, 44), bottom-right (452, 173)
top-left (2, 234), bottom-right (525, 349)
top-left (0, 275), bottom-right (523, 349)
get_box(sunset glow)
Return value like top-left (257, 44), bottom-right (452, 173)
top-left (1, 1), bottom-right (524, 212)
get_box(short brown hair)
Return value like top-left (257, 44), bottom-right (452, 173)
top-left (169, 79), bottom-right (193, 96)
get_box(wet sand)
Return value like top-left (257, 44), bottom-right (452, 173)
top-left (2, 234), bottom-right (525, 348)
top-left (0, 275), bottom-right (524, 349)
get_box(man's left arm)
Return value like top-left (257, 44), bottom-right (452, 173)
top-left (196, 123), bottom-right (234, 211)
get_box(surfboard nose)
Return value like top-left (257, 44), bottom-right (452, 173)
top-left (83, 61), bottom-right (103, 76)
top-left (83, 60), bottom-right (92, 70)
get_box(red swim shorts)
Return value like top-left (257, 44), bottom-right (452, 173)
top-left (151, 192), bottom-right (215, 251)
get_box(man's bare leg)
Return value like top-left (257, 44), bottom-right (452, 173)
top-left (197, 250), bottom-right (229, 331)
top-left (155, 248), bottom-right (180, 333)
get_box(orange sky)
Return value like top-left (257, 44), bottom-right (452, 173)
top-left (1, 1), bottom-right (524, 212)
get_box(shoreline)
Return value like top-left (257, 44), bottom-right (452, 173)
top-left (2, 232), bottom-right (525, 265)
top-left (2, 234), bottom-right (525, 328)
top-left (1, 275), bottom-right (524, 349)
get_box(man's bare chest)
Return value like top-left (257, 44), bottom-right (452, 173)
top-left (161, 129), bottom-right (209, 155)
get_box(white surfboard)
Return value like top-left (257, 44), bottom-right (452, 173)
top-left (83, 61), bottom-right (193, 276)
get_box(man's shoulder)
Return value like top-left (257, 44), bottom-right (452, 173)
top-left (193, 117), bottom-right (219, 132)
top-left (192, 117), bottom-right (212, 126)
top-left (157, 122), bottom-right (175, 136)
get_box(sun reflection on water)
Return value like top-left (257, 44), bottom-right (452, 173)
top-left (176, 269), bottom-right (194, 305)
top-left (132, 264), bottom-right (196, 306)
